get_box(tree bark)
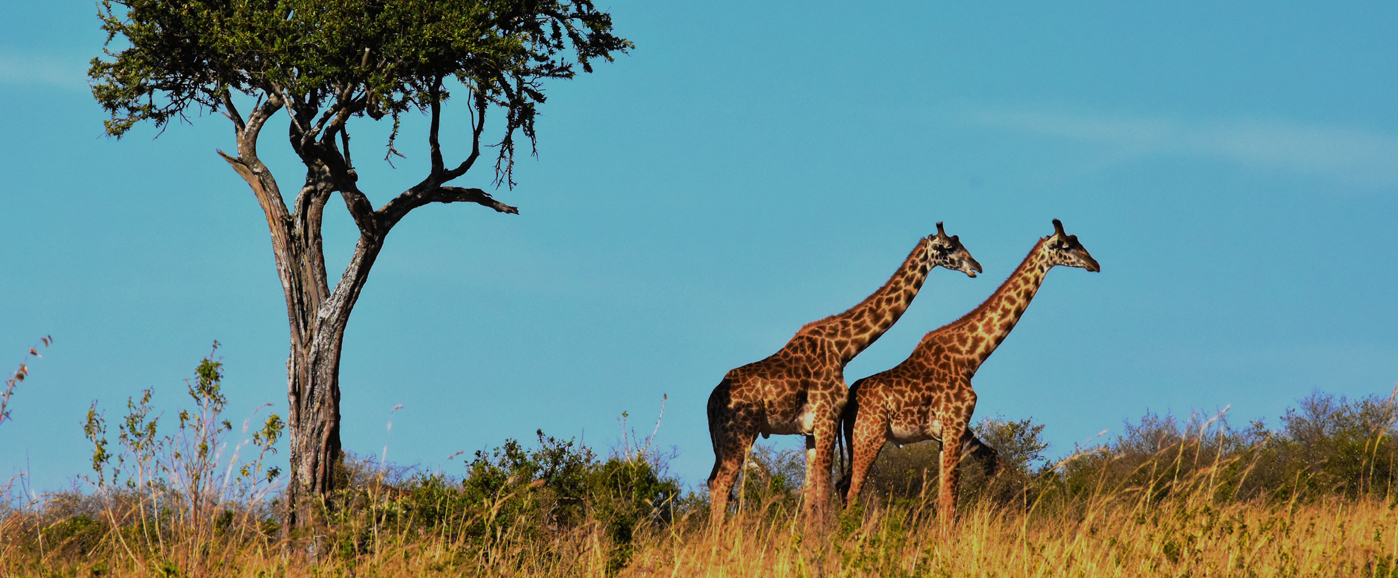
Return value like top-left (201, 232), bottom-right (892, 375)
top-left (282, 236), bottom-right (384, 531)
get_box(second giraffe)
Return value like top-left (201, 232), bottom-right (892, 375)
top-left (838, 219), bottom-right (1100, 525)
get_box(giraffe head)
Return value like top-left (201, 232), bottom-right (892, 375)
top-left (1042, 219), bottom-right (1101, 272)
top-left (929, 222), bottom-right (983, 278)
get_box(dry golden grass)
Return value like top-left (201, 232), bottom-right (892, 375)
top-left (5, 487), bottom-right (1397, 577)
top-left (624, 495), bottom-right (1398, 577)
top-left (4, 356), bottom-right (1394, 576)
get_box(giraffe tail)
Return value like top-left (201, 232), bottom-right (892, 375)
top-left (705, 378), bottom-right (731, 488)
top-left (835, 377), bottom-right (864, 500)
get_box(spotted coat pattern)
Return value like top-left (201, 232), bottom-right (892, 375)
top-left (705, 227), bottom-right (981, 530)
top-left (838, 220), bottom-right (1100, 526)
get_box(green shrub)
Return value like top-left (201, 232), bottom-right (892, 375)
top-left (1050, 389), bottom-right (1398, 507)
top-left (329, 430), bottom-right (682, 575)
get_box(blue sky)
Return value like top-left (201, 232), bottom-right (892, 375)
top-left (3, 2), bottom-right (1396, 493)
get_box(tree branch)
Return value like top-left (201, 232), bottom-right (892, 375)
top-left (442, 90), bottom-right (488, 181)
top-left (340, 186), bottom-right (380, 239)
top-left (238, 92), bottom-right (283, 162)
top-left (266, 83), bottom-right (309, 137)
top-left (429, 78), bottom-right (445, 176)
top-left (376, 185), bottom-right (518, 232)
top-left (221, 92), bottom-right (246, 134)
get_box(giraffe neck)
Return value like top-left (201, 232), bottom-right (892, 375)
top-left (935, 239), bottom-right (1052, 368)
top-left (799, 238), bottom-right (934, 363)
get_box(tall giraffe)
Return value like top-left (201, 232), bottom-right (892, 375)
top-left (705, 223), bottom-right (983, 529)
top-left (838, 219), bottom-right (1100, 525)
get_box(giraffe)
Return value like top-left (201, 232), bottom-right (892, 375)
top-left (838, 219), bottom-right (1100, 525)
top-left (705, 223), bottom-right (983, 530)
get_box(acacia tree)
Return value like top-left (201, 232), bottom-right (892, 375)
top-left (90, 0), bottom-right (630, 527)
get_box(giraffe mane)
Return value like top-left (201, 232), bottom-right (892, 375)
top-left (922, 237), bottom-right (1047, 338)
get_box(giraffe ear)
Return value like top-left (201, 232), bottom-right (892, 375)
top-left (1052, 219), bottom-right (1066, 238)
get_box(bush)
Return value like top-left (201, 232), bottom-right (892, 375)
top-left (1049, 389), bottom-right (1398, 508)
top-left (328, 430), bottom-right (682, 575)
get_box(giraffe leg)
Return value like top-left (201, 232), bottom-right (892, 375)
top-left (938, 423), bottom-right (963, 527)
top-left (938, 415), bottom-right (976, 527)
top-left (844, 405), bottom-right (888, 506)
top-left (707, 450), bottom-right (745, 532)
top-left (937, 388), bottom-right (978, 527)
top-left (706, 387), bottom-right (758, 531)
top-left (803, 434), bottom-right (819, 513)
top-left (801, 413), bottom-right (840, 523)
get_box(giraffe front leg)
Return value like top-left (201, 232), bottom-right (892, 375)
top-left (938, 388), bottom-right (978, 527)
top-left (802, 434), bottom-right (818, 515)
top-left (803, 415), bottom-right (839, 522)
top-left (938, 419), bottom-right (967, 528)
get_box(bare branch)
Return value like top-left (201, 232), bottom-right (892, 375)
top-left (432, 186), bottom-right (519, 214)
top-left (266, 84), bottom-right (307, 136)
top-left (442, 90), bottom-right (488, 181)
top-left (339, 127), bottom-right (353, 173)
top-left (312, 88), bottom-right (361, 146)
top-left (339, 187), bottom-right (380, 239)
top-left (221, 92), bottom-right (246, 134)
top-left (376, 185), bottom-right (518, 232)
top-left (429, 77), bottom-right (445, 176)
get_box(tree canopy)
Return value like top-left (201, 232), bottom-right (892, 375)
top-left (92, 0), bottom-right (630, 187)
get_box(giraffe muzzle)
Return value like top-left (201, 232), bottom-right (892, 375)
top-left (1083, 255), bottom-right (1101, 273)
top-left (964, 257), bottom-right (983, 278)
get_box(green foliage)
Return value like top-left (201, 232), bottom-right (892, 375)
top-left (734, 444), bottom-right (807, 511)
top-left (1048, 389), bottom-right (1398, 508)
top-left (327, 430), bottom-right (681, 574)
top-left (90, 0), bottom-right (631, 184)
top-left (76, 343), bottom-right (285, 574)
top-left (976, 415), bottom-right (1050, 473)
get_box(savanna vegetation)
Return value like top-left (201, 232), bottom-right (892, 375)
top-left (4, 345), bottom-right (1396, 577)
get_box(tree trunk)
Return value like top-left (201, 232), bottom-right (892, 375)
top-left (280, 236), bottom-right (384, 531)
top-left (220, 137), bottom-right (386, 533)
top-left (282, 321), bottom-right (345, 530)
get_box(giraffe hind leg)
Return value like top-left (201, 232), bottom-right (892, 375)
top-left (707, 424), bottom-right (757, 531)
top-left (844, 406), bottom-right (889, 506)
top-left (706, 382), bottom-right (758, 530)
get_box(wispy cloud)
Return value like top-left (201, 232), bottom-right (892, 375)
top-left (962, 108), bottom-right (1398, 189)
top-left (0, 53), bottom-right (90, 91)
